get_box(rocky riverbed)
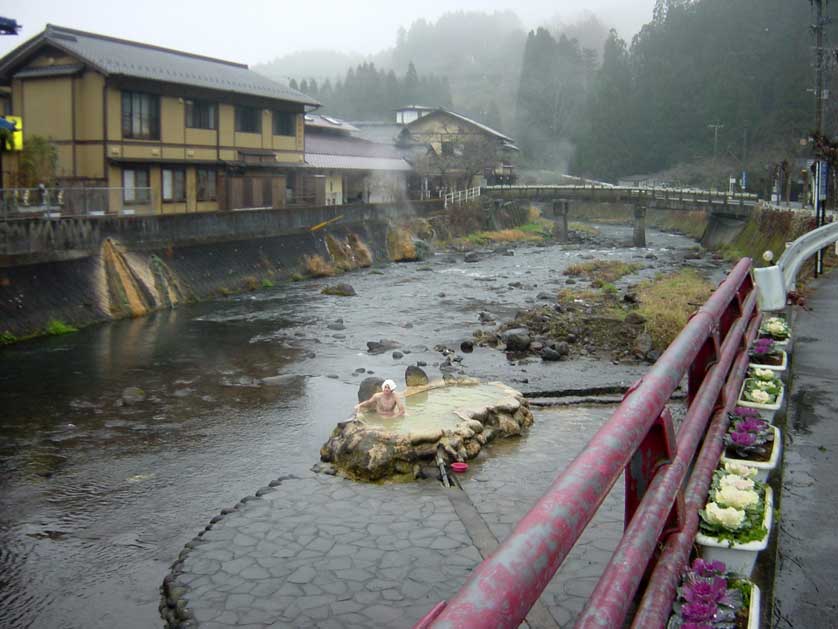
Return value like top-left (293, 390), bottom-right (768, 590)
top-left (0, 223), bottom-right (723, 628)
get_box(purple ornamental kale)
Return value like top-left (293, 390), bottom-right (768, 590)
top-left (735, 417), bottom-right (767, 433)
top-left (730, 430), bottom-right (758, 447)
top-left (691, 558), bottom-right (726, 578)
top-left (751, 338), bottom-right (775, 355)
top-left (681, 600), bottom-right (717, 623)
top-left (732, 406), bottom-right (760, 418)
top-left (682, 624), bottom-right (713, 629)
top-left (682, 577), bottom-right (729, 605)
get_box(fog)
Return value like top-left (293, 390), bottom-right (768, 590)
top-left (0, 0), bottom-right (656, 64)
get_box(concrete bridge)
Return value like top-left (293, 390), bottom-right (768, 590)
top-left (482, 185), bottom-right (759, 247)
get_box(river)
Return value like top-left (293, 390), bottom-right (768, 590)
top-left (0, 225), bottom-right (708, 628)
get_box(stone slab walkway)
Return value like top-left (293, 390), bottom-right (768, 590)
top-left (163, 407), bottom-right (624, 628)
top-left (773, 272), bottom-right (838, 628)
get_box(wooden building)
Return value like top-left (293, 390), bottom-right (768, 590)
top-left (0, 24), bottom-right (319, 213)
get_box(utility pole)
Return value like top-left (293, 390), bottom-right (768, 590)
top-left (811, 0), bottom-right (831, 275)
top-left (708, 124), bottom-right (724, 160)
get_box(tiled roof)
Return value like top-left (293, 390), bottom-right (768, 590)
top-left (0, 24), bottom-right (319, 106)
top-left (303, 154), bottom-right (412, 172)
top-left (304, 114), bottom-right (359, 133)
top-left (305, 133), bottom-right (411, 171)
top-left (407, 108), bottom-right (514, 143)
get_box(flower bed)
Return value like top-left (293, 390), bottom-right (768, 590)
top-left (667, 558), bottom-right (760, 629)
top-left (696, 464), bottom-right (773, 578)
top-left (748, 337), bottom-right (787, 372)
top-left (758, 315), bottom-right (791, 349)
top-left (720, 408), bottom-right (781, 483)
top-left (737, 370), bottom-right (784, 422)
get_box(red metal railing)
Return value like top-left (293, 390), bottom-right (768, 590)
top-left (415, 258), bottom-right (759, 629)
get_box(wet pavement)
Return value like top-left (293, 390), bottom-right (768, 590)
top-left (773, 271), bottom-right (838, 628)
top-left (0, 225), bottom-right (708, 628)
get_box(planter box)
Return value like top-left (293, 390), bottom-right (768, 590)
top-left (747, 583), bottom-right (762, 629)
top-left (721, 425), bottom-right (782, 483)
top-left (737, 379), bottom-right (784, 423)
top-left (696, 486), bottom-right (773, 578)
top-left (749, 350), bottom-right (787, 373)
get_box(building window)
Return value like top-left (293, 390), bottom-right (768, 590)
top-left (123, 168), bottom-right (150, 203)
top-left (121, 91), bottom-right (159, 139)
top-left (273, 111), bottom-right (295, 136)
top-left (197, 168), bottom-right (217, 201)
top-left (185, 100), bottom-right (216, 130)
top-left (162, 168), bottom-right (186, 202)
top-left (441, 141), bottom-right (454, 156)
top-left (235, 106), bottom-right (261, 133)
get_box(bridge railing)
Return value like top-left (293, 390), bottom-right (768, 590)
top-left (415, 258), bottom-right (759, 628)
top-left (443, 186), bottom-right (481, 209)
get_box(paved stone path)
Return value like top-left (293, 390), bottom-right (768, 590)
top-left (164, 407), bottom-right (625, 628)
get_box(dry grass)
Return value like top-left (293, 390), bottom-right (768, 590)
top-left (563, 260), bottom-right (644, 283)
top-left (303, 254), bottom-right (336, 277)
top-left (387, 227), bottom-right (417, 261)
top-left (569, 222), bottom-right (600, 236)
top-left (325, 234), bottom-right (356, 271)
top-left (242, 276), bottom-right (260, 291)
top-left (348, 233), bottom-right (373, 267)
top-left (636, 269), bottom-right (714, 350)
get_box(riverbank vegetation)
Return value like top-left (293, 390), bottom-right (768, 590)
top-left (564, 260), bottom-right (644, 283)
top-left (636, 269), bottom-right (714, 349)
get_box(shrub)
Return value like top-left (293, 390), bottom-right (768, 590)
top-left (303, 254), bottom-right (336, 277)
top-left (45, 319), bottom-right (77, 335)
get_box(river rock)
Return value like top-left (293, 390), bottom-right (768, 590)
top-left (321, 283), bottom-right (356, 297)
top-left (541, 347), bottom-right (563, 361)
top-left (633, 330), bottom-right (653, 358)
top-left (501, 328), bottom-right (531, 352)
top-left (392, 351), bottom-right (404, 359)
top-left (327, 319), bottom-right (346, 330)
top-left (122, 387), bottom-right (146, 405)
top-left (460, 340), bottom-right (474, 353)
top-left (405, 365), bottom-right (429, 387)
top-left (367, 339), bottom-right (400, 354)
top-left (536, 292), bottom-right (554, 301)
top-left (357, 377), bottom-right (384, 402)
top-left (625, 312), bottom-right (646, 325)
top-left (464, 252), bottom-right (480, 263)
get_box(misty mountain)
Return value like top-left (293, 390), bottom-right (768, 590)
top-left (254, 10), bottom-right (613, 133)
top-left (255, 49), bottom-right (367, 84)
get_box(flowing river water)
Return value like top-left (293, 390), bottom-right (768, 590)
top-left (0, 225), bottom-right (711, 628)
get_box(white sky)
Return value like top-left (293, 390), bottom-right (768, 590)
top-left (0, 0), bottom-right (656, 65)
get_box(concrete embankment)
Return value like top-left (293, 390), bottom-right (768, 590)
top-left (0, 202), bottom-right (440, 341)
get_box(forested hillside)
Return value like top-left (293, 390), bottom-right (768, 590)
top-left (573, 0), bottom-right (830, 183)
top-left (256, 1), bottom-right (834, 185)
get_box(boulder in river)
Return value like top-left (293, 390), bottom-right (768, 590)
top-left (500, 328), bottom-right (531, 352)
top-left (122, 387), bottom-right (146, 405)
top-left (367, 339), bottom-right (401, 354)
top-left (357, 377), bottom-right (384, 403)
top-left (321, 283), bottom-right (356, 297)
top-left (464, 252), bottom-right (480, 263)
top-left (405, 365), bottom-right (429, 387)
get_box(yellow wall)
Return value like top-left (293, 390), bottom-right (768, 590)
top-left (75, 71), bottom-right (104, 141)
top-left (21, 77), bottom-right (73, 140)
top-left (219, 104), bottom-right (234, 146)
top-left (161, 96), bottom-right (185, 143)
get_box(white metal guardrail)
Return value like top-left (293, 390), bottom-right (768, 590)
top-left (443, 186), bottom-right (481, 209)
top-left (754, 221), bottom-right (838, 310)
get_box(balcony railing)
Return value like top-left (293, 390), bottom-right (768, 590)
top-left (1, 187), bottom-right (154, 219)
